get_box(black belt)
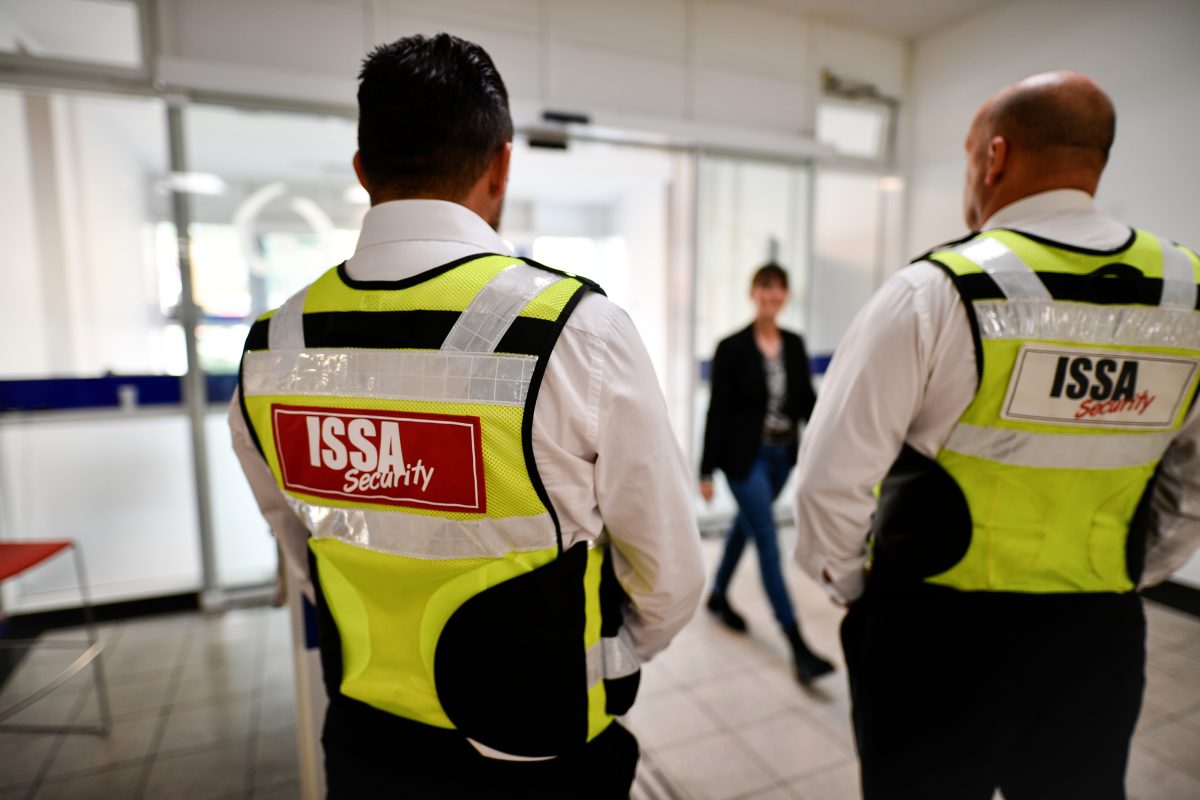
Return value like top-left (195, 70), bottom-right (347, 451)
top-left (762, 429), bottom-right (796, 446)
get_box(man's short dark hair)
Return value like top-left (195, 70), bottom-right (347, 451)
top-left (752, 262), bottom-right (789, 290)
top-left (357, 33), bottom-right (513, 199)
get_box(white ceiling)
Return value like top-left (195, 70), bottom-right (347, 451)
top-left (742, 0), bottom-right (1008, 39)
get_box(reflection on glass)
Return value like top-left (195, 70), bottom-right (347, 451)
top-left (182, 103), bottom-right (361, 589)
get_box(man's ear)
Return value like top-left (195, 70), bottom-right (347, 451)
top-left (353, 150), bottom-right (369, 192)
top-left (488, 142), bottom-right (512, 198)
top-left (985, 136), bottom-right (1008, 186)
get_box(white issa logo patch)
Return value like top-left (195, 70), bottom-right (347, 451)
top-left (1001, 345), bottom-right (1199, 429)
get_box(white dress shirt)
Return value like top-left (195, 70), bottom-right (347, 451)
top-left (793, 189), bottom-right (1200, 603)
top-left (229, 199), bottom-right (705, 660)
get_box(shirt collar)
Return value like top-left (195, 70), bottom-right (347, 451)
top-left (980, 188), bottom-right (1133, 249)
top-left (353, 199), bottom-right (511, 255)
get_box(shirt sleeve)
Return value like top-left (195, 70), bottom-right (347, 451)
top-left (1140, 397), bottom-right (1200, 586)
top-left (791, 268), bottom-right (943, 604)
top-left (792, 333), bottom-right (818, 423)
top-left (227, 390), bottom-right (316, 602)
top-left (592, 306), bottom-right (707, 661)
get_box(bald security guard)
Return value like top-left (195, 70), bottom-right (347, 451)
top-left (792, 71), bottom-right (1200, 799)
top-left (229, 34), bottom-right (704, 799)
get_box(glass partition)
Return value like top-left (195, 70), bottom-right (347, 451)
top-left (181, 103), bottom-right (361, 589)
top-left (505, 138), bottom-right (694, 441)
top-left (693, 155), bottom-right (812, 529)
top-left (0, 87), bottom-right (203, 613)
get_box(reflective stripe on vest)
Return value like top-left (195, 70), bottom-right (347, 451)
top-left (924, 229), bottom-right (1200, 593)
top-left (443, 264), bottom-right (563, 352)
top-left (972, 299), bottom-right (1200, 349)
top-left (942, 423), bottom-right (1176, 470)
top-left (243, 350), bottom-right (538, 408)
top-left (954, 237), bottom-right (1052, 301)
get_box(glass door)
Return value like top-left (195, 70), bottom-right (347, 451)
top-left (504, 137), bottom-right (696, 448)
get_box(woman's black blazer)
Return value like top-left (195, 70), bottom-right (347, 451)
top-left (699, 324), bottom-right (817, 482)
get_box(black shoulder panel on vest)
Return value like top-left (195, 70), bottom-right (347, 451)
top-left (521, 282), bottom-right (593, 554)
top-left (908, 230), bottom-right (980, 265)
top-left (867, 444), bottom-right (973, 595)
top-left (927, 258), bottom-right (986, 384)
top-left (435, 541), bottom-right (590, 757)
top-left (244, 318), bottom-right (270, 352)
top-left (287, 309), bottom-right (560, 356)
top-left (950, 269), bottom-right (1196, 309)
top-left (519, 256), bottom-right (607, 296)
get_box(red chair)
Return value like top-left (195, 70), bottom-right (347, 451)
top-left (0, 540), bottom-right (111, 736)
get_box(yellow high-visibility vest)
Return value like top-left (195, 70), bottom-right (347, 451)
top-left (871, 228), bottom-right (1200, 593)
top-left (238, 255), bottom-right (640, 757)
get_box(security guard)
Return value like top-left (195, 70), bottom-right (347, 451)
top-left (792, 71), bottom-right (1200, 798)
top-left (229, 34), bottom-right (704, 798)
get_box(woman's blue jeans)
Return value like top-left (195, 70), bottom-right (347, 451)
top-left (712, 442), bottom-right (797, 630)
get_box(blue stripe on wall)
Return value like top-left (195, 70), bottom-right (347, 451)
top-left (0, 374), bottom-right (240, 412)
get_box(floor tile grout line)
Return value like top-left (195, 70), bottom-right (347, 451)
top-left (782, 758), bottom-right (856, 798)
top-left (30, 754), bottom-right (155, 787)
top-left (659, 678), bottom-right (793, 797)
top-left (21, 668), bottom-right (94, 800)
top-left (132, 616), bottom-right (195, 800)
top-left (243, 611), bottom-right (272, 799)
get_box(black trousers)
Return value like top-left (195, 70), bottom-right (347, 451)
top-left (841, 586), bottom-right (1145, 800)
top-left (323, 696), bottom-right (640, 799)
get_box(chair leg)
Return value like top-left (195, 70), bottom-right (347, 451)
top-left (71, 544), bottom-right (112, 736)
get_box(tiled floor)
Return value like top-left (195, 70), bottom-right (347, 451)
top-left (0, 605), bottom-right (298, 799)
top-left (2, 532), bottom-right (1199, 800)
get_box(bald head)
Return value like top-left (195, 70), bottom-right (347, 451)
top-left (962, 71), bottom-right (1116, 230)
top-left (984, 71), bottom-right (1115, 165)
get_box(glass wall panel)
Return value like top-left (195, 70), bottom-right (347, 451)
top-left (505, 138), bottom-right (694, 445)
top-left (693, 156), bottom-right (812, 529)
top-left (0, 88), bottom-right (177, 378)
top-left (809, 170), bottom-right (884, 355)
top-left (0, 88), bottom-right (202, 613)
top-left (182, 104), bottom-right (360, 589)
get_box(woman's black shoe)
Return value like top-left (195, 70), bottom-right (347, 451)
top-left (706, 593), bottom-right (748, 632)
top-left (784, 623), bottom-right (835, 685)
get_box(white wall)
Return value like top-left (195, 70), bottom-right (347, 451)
top-left (0, 411), bottom-right (203, 612)
top-left (0, 90), bottom-right (47, 375)
top-left (906, 0), bottom-right (1200, 254)
top-left (906, 0), bottom-right (1200, 589)
top-left (155, 0), bottom-right (906, 145)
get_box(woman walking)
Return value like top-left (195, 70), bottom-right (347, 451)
top-left (699, 263), bottom-right (834, 685)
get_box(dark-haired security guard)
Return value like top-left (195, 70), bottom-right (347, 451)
top-left (229, 34), bottom-right (704, 799)
top-left (793, 71), bottom-right (1200, 799)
